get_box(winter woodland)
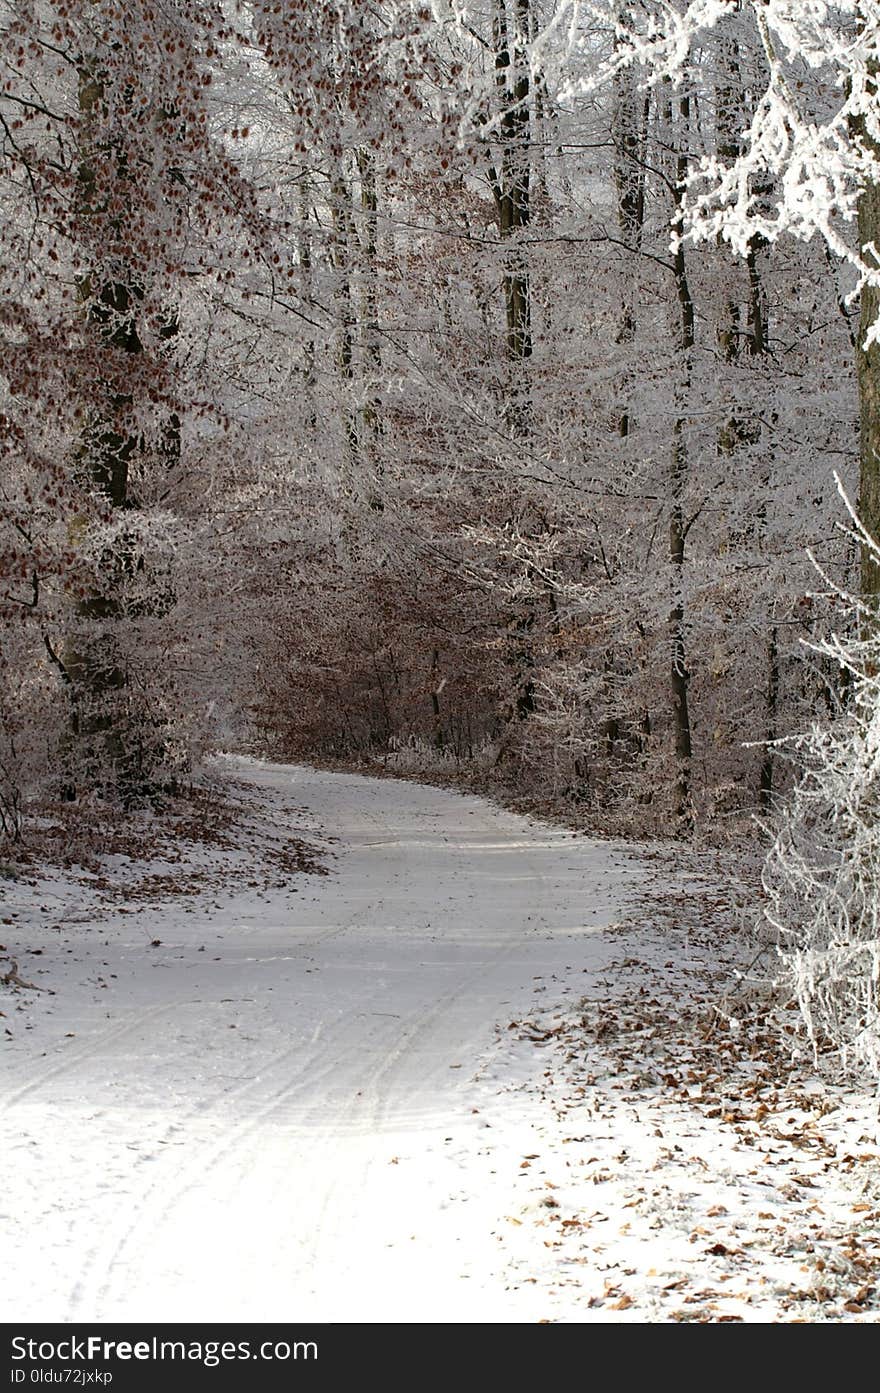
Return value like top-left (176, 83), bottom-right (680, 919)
top-left (3, 2), bottom-right (880, 1081)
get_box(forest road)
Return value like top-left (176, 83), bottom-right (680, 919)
top-left (1, 760), bottom-right (644, 1322)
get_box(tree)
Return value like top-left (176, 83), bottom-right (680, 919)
top-left (598, 1), bottom-right (880, 593)
top-left (594, 0), bottom-right (880, 1071)
top-left (237, 2), bottom-right (852, 834)
top-left (763, 492), bottom-right (880, 1080)
top-left (0, 0), bottom-right (271, 806)
top-left (0, 0), bottom-right (863, 860)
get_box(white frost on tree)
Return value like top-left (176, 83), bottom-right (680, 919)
top-left (763, 487), bottom-right (880, 1081)
top-left (555, 1), bottom-right (880, 336)
top-left (550, 1), bottom-right (880, 1074)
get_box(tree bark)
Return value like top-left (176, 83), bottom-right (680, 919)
top-left (857, 169), bottom-right (880, 603)
top-left (65, 50), bottom-right (145, 800)
top-left (356, 147), bottom-right (383, 509)
top-left (330, 167), bottom-right (360, 480)
top-left (490, 1), bottom-right (538, 733)
top-left (669, 91), bottom-right (694, 824)
top-left (613, 8), bottom-right (649, 438)
top-left (491, 0), bottom-right (531, 408)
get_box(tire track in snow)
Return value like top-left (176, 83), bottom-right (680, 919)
top-left (77, 791), bottom-right (498, 1314)
top-left (293, 797), bottom-right (556, 1288)
top-left (72, 809), bottom-right (412, 1315)
top-left (1, 1002), bottom-right (185, 1110)
top-left (7, 762), bottom-right (634, 1321)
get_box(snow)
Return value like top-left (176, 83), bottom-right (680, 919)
top-left (1, 759), bottom-right (878, 1323)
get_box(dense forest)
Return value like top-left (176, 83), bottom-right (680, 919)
top-left (2, 2), bottom-right (880, 1077)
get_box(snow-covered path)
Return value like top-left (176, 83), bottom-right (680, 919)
top-left (1, 761), bottom-right (641, 1322)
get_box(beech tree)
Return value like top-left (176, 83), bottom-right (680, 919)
top-left (1, 0), bottom-right (269, 805)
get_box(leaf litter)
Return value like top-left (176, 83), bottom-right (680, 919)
top-left (490, 850), bottom-right (880, 1322)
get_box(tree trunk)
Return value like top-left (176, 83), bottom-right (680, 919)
top-left (607, 22), bottom-right (649, 760)
top-left (356, 147), bottom-right (383, 509)
top-left (669, 91), bottom-right (694, 824)
top-left (491, 1), bottom-right (538, 735)
top-left (613, 8), bottom-right (649, 438)
top-left (492, 0), bottom-right (531, 415)
top-left (430, 649), bottom-right (447, 751)
top-left (330, 167), bottom-right (359, 479)
top-left (714, 17), bottom-right (776, 803)
top-left (759, 624), bottom-right (779, 804)
top-left (858, 170), bottom-right (880, 603)
top-left (65, 51), bottom-right (145, 800)
top-left (298, 172), bottom-right (318, 431)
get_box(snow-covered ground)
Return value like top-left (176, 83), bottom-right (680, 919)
top-left (1, 759), bottom-right (878, 1322)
